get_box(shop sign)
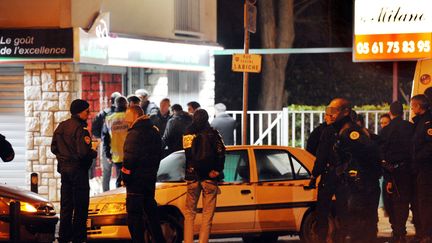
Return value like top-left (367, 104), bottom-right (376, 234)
top-left (0, 28), bottom-right (73, 62)
top-left (353, 0), bottom-right (432, 61)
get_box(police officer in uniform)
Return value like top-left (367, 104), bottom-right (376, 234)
top-left (51, 99), bottom-right (97, 243)
top-left (121, 106), bottom-right (166, 243)
top-left (380, 101), bottom-right (413, 243)
top-left (310, 98), bottom-right (381, 242)
top-left (411, 94), bottom-right (432, 242)
top-left (309, 98), bottom-right (352, 242)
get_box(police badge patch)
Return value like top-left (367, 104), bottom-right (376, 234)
top-left (349, 131), bottom-right (360, 140)
top-left (427, 128), bottom-right (432, 136)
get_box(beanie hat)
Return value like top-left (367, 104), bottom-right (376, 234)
top-left (70, 99), bottom-right (90, 115)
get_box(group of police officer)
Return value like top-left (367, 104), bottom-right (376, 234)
top-left (308, 96), bottom-right (432, 243)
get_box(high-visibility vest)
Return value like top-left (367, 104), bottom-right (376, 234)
top-left (105, 112), bottom-right (128, 163)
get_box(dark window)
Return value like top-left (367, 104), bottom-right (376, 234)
top-left (254, 150), bottom-right (294, 182)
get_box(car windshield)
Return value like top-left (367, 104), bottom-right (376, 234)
top-left (157, 151), bottom-right (186, 182)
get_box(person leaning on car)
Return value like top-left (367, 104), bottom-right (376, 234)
top-left (121, 105), bottom-right (166, 243)
top-left (0, 133), bottom-right (14, 162)
top-left (51, 99), bottom-right (97, 243)
top-left (182, 109), bottom-right (225, 243)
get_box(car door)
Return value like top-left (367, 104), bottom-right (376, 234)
top-left (209, 148), bottom-right (256, 233)
top-left (253, 148), bottom-right (314, 231)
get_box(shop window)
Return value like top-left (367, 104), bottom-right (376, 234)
top-left (174, 0), bottom-right (201, 37)
top-left (168, 70), bottom-right (199, 107)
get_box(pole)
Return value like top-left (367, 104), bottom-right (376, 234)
top-left (242, 0), bottom-right (250, 145)
top-left (393, 62), bottom-right (398, 102)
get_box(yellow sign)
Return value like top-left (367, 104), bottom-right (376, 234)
top-left (232, 54), bottom-right (262, 73)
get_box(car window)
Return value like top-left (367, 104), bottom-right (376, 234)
top-left (157, 151), bottom-right (185, 182)
top-left (291, 155), bottom-right (310, 179)
top-left (255, 149), bottom-right (294, 182)
top-left (223, 150), bottom-right (250, 182)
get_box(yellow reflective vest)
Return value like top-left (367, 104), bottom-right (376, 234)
top-left (105, 112), bottom-right (129, 163)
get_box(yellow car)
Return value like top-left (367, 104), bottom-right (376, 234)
top-left (87, 145), bottom-right (319, 242)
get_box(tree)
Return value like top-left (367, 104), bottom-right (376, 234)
top-left (257, 0), bottom-right (294, 110)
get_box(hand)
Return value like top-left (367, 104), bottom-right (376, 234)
top-left (386, 182), bottom-right (393, 194)
top-left (304, 176), bottom-right (316, 190)
top-left (209, 170), bottom-right (220, 178)
top-left (91, 140), bottom-right (100, 150)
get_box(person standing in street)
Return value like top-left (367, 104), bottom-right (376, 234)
top-left (91, 91), bottom-right (121, 192)
top-left (211, 103), bottom-right (236, 145)
top-left (183, 109), bottom-right (225, 243)
top-left (306, 113), bottom-right (331, 156)
top-left (135, 89), bottom-right (159, 116)
top-left (121, 106), bottom-right (166, 243)
top-left (380, 101), bottom-right (414, 243)
top-left (411, 94), bottom-right (432, 242)
top-left (51, 99), bottom-right (97, 243)
top-left (150, 98), bottom-right (171, 136)
top-left (102, 96), bottom-right (129, 188)
top-left (162, 104), bottom-right (192, 156)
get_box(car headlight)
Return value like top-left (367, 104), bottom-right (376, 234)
top-left (100, 203), bottom-right (126, 214)
top-left (20, 201), bottom-right (37, 213)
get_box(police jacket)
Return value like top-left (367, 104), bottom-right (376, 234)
top-left (0, 133), bottom-right (14, 162)
top-left (162, 111), bottom-right (192, 155)
top-left (312, 116), bottom-right (381, 181)
top-left (183, 124), bottom-right (225, 181)
top-left (211, 113), bottom-right (236, 146)
top-left (51, 116), bottom-right (97, 173)
top-left (91, 106), bottom-right (115, 138)
top-left (306, 122), bottom-right (327, 156)
top-left (102, 109), bottom-right (129, 163)
top-left (122, 115), bottom-right (162, 188)
top-left (412, 112), bottom-right (432, 170)
top-left (379, 116), bottom-right (413, 165)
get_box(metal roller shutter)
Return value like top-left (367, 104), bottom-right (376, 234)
top-left (0, 65), bottom-right (26, 188)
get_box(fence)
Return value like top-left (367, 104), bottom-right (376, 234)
top-left (226, 109), bottom-right (409, 148)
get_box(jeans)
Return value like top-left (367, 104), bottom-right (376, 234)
top-left (59, 169), bottom-right (89, 243)
top-left (102, 153), bottom-right (120, 192)
top-left (184, 180), bottom-right (218, 243)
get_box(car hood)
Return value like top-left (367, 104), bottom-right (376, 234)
top-left (0, 184), bottom-right (50, 204)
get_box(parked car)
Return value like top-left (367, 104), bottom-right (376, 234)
top-left (87, 145), bottom-right (320, 242)
top-left (0, 184), bottom-right (58, 242)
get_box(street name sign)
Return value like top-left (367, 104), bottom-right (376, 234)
top-left (232, 54), bottom-right (262, 73)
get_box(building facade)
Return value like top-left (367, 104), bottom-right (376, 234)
top-left (0, 0), bottom-right (218, 204)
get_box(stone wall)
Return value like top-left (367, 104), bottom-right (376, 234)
top-left (24, 63), bottom-right (80, 205)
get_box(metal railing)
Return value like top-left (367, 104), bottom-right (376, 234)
top-left (226, 109), bottom-right (409, 148)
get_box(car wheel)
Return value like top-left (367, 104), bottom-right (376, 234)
top-left (160, 214), bottom-right (183, 243)
top-left (300, 210), bottom-right (335, 243)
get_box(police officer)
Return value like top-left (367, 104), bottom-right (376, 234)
top-left (310, 98), bottom-right (381, 242)
top-left (121, 106), bottom-right (166, 243)
top-left (411, 94), bottom-right (432, 242)
top-left (51, 99), bottom-right (97, 243)
top-left (306, 113), bottom-right (330, 156)
top-left (309, 98), bottom-right (352, 242)
top-left (379, 101), bottom-right (413, 243)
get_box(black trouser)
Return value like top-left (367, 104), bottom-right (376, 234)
top-left (413, 166), bottom-right (432, 238)
top-left (126, 182), bottom-right (166, 243)
top-left (347, 179), bottom-right (380, 243)
top-left (384, 168), bottom-right (412, 237)
top-left (316, 170), bottom-right (350, 242)
top-left (59, 169), bottom-right (90, 243)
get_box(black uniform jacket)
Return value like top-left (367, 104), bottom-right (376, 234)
top-left (122, 115), bottom-right (162, 189)
top-left (51, 116), bottom-right (97, 173)
top-left (379, 116), bottom-right (413, 165)
top-left (412, 112), bottom-right (432, 171)
top-left (162, 111), bottom-right (192, 155)
top-left (306, 122), bottom-right (327, 156)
